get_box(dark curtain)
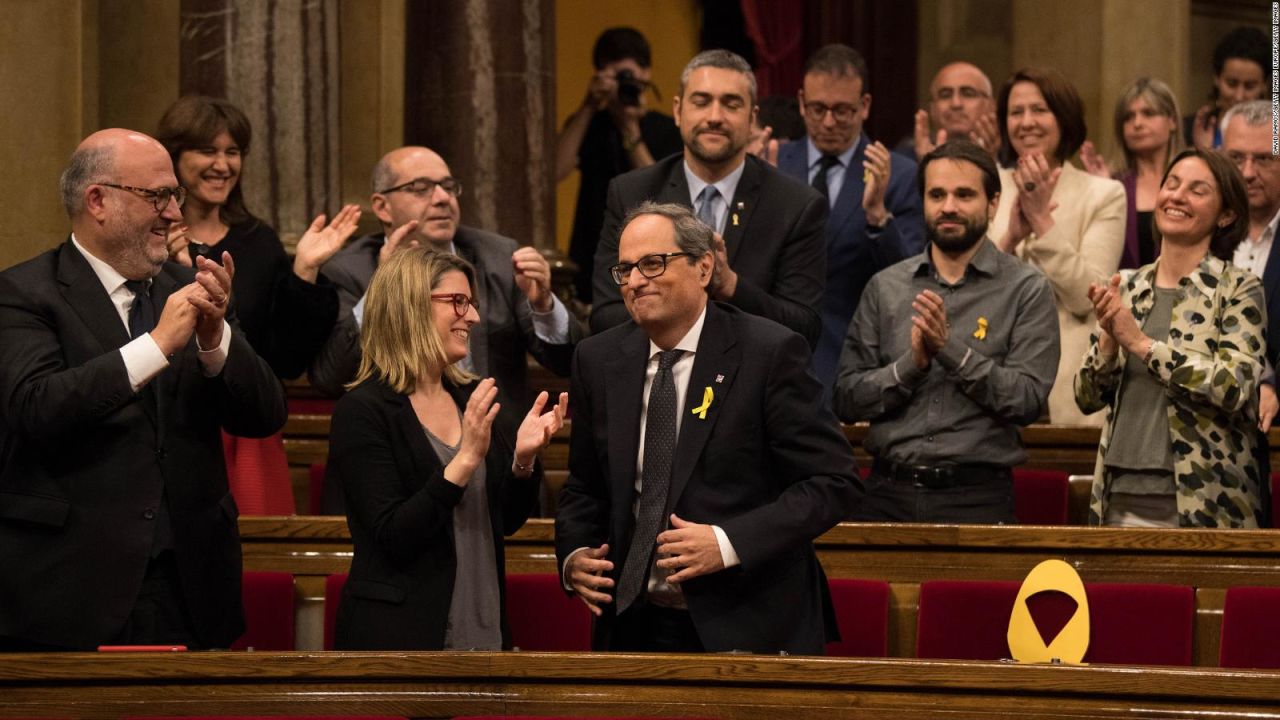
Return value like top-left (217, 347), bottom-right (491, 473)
top-left (739, 0), bottom-right (806, 98)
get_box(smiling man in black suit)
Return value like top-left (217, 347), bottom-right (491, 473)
top-left (589, 49), bottom-right (828, 347)
top-left (558, 201), bottom-right (860, 654)
top-left (0, 129), bottom-right (285, 650)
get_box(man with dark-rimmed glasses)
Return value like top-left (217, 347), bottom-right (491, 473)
top-left (558, 200), bottom-right (860, 654)
top-left (0, 128), bottom-right (285, 650)
top-left (310, 146), bottom-right (584, 505)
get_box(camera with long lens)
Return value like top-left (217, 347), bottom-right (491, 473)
top-left (615, 69), bottom-right (644, 107)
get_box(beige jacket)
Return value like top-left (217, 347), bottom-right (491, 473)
top-left (990, 162), bottom-right (1126, 425)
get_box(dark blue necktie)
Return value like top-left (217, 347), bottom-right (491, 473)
top-left (812, 154), bottom-right (840, 198)
top-left (124, 280), bottom-right (155, 340)
top-left (617, 349), bottom-right (684, 614)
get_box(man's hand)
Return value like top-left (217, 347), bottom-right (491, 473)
top-left (512, 246), bottom-right (555, 312)
top-left (911, 289), bottom-right (948, 356)
top-left (747, 124), bottom-right (779, 166)
top-left (567, 543), bottom-right (614, 616)
top-left (862, 140), bottom-right (892, 226)
top-left (188, 252), bottom-right (235, 351)
top-left (971, 112), bottom-right (1001, 157)
top-left (293, 204), bottom-right (362, 283)
top-left (584, 70), bottom-right (616, 111)
top-left (150, 283), bottom-right (202, 356)
top-left (377, 220), bottom-right (421, 266)
top-left (1260, 383), bottom-right (1278, 433)
top-left (1191, 104), bottom-right (1217, 150)
top-left (913, 109), bottom-right (944, 160)
top-left (709, 232), bottom-right (738, 300)
top-left (655, 514), bottom-right (725, 584)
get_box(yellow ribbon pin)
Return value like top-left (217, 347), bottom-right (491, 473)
top-left (691, 386), bottom-right (714, 419)
top-left (973, 317), bottom-right (988, 341)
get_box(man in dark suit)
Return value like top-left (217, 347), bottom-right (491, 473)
top-left (0, 129), bottom-right (286, 650)
top-left (309, 146), bottom-right (584, 439)
top-left (557, 201), bottom-right (861, 654)
top-left (589, 49), bottom-right (828, 347)
top-left (776, 44), bottom-right (925, 394)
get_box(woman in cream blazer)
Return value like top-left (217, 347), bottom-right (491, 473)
top-left (989, 68), bottom-right (1126, 426)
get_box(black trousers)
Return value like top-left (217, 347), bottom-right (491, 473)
top-left (852, 472), bottom-right (1016, 524)
top-left (611, 603), bottom-right (705, 652)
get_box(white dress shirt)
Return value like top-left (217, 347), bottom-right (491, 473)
top-left (72, 235), bottom-right (230, 391)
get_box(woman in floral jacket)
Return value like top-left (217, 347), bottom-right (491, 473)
top-left (1075, 148), bottom-right (1263, 528)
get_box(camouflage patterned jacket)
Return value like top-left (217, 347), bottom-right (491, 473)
top-left (1074, 254), bottom-right (1267, 528)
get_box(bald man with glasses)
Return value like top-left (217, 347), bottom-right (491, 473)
top-left (310, 146), bottom-right (584, 504)
top-left (0, 128), bottom-right (285, 650)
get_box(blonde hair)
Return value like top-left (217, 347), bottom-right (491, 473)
top-left (350, 247), bottom-right (478, 393)
top-left (1114, 77), bottom-right (1182, 173)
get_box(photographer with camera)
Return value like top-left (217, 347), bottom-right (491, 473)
top-left (556, 27), bottom-right (681, 302)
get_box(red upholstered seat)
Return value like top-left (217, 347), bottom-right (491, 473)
top-left (1220, 586), bottom-right (1280, 668)
top-left (309, 462), bottom-right (326, 515)
top-left (323, 573), bottom-right (348, 651)
top-left (916, 580), bottom-right (1194, 665)
top-left (824, 578), bottom-right (890, 657)
top-left (1012, 468), bottom-right (1069, 525)
top-left (221, 431), bottom-right (295, 515)
top-left (287, 397), bottom-right (337, 415)
top-left (230, 571), bottom-right (295, 651)
top-left (506, 573), bottom-right (592, 651)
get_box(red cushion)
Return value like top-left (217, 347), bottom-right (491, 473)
top-left (309, 462), bottom-right (326, 515)
top-left (825, 578), bottom-right (890, 657)
top-left (324, 573), bottom-right (349, 651)
top-left (917, 580), bottom-right (1020, 660)
top-left (1085, 583), bottom-right (1193, 665)
top-left (1221, 586), bottom-right (1280, 668)
top-left (230, 572), bottom-right (295, 651)
top-left (917, 580), bottom-right (1194, 664)
top-left (1012, 468), bottom-right (1069, 525)
top-left (221, 431), bottom-right (295, 515)
top-left (506, 573), bottom-right (592, 651)
top-left (288, 397), bottom-right (337, 415)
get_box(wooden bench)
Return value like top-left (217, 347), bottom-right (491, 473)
top-left (240, 517), bottom-right (1280, 665)
top-left (2, 650), bottom-right (1279, 718)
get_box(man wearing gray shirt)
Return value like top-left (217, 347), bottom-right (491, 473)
top-left (834, 140), bottom-right (1059, 523)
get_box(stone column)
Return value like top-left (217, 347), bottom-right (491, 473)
top-left (179, 0), bottom-right (341, 248)
top-left (403, 0), bottom-right (556, 253)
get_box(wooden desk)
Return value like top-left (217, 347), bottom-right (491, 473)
top-left (241, 517), bottom-right (1280, 664)
top-left (2, 651), bottom-right (1279, 719)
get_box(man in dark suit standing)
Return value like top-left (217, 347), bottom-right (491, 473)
top-left (589, 50), bottom-right (828, 348)
top-left (0, 129), bottom-right (286, 650)
top-left (310, 146), bottom-right (584, 437)
top-left (776, 44), bottom-right (925, 394)
top-left (558, 201), bottom-right (860, 654)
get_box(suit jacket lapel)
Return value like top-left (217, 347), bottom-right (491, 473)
top-left (724, 158), bottom-right (762, 265)
top-left (605, 325), bottom-right (649, 523)
top-left (452, 233), bottom-right (491, 375)
top-left (657, 159), bottom-right (693, 207)
top-left (828, 137), bottom-right (867, 237)
top-left (666, 303), bottom-right (740, 515)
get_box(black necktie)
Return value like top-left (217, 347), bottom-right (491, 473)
top-left (616, 349), bottom-right (684, 614)
top-left (812, 154), bottom-right (840, 199)
top-left (125, 280), bottom-right (155, 340)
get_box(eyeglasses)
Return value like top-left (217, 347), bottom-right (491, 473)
top-left (378, 176), bottom-right (464, 197)
top-left (430, 292), bottom-right (480, 317)
top-left (1227, 151), bottom-right (1277, 170)
top-left (934, 86), bottom-right (989, 101)
top-left (99, 183), bottom-right (186, 212)
top-left (609, 252), bottom-right (691, 286)
top-left (802, 102), bottom-right (858, 124)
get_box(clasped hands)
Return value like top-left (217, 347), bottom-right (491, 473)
top-left (567, 514), bottom-right (724, 617)
top-left (444, 378), bottom-right (568, 487)
top-left (151, 252), bottom-right (236, 357)
top-left (1087, 274), bottom-right (1148, 358)
top-left (911, 289), bottom-right (949, 370)
top-left (997, 152), bottom-right (1060, 253)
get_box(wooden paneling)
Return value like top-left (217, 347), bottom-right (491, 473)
top-left (1, 651), bottom-right (1279, 718)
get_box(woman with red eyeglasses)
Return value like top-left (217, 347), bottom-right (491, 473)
top-left (328, 248), bottom-right (566, 650)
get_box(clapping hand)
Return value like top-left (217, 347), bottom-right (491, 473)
top-left (513, 390), bottom-right (568, 474)
top-left (294, 204), bottom-right (362, 283)
top-left (444, 378), bottom-right (501, 487)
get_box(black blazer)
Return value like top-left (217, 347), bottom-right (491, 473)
top-left (328, 377), bottom-right (539, 650)
top-left (0, 241), bottom-right (286, 648)
top-left (556, 302), bottom-right (862, 654)
top-left (589, 154), bottom-right (828, 347)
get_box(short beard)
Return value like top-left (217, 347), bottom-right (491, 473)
top-left (685, 129), bottom-right (745, 166)
top-left (927, 214), bottom-right (988, 254)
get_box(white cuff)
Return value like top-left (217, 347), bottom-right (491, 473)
top-left (530, 295), bottom-right (571, 344)
top-left (121, 334), bottom-right (169, 393)
top-left (561, 546), bottom-right (589, 591)
top-left (712, 525), bottom-right (740, 568)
